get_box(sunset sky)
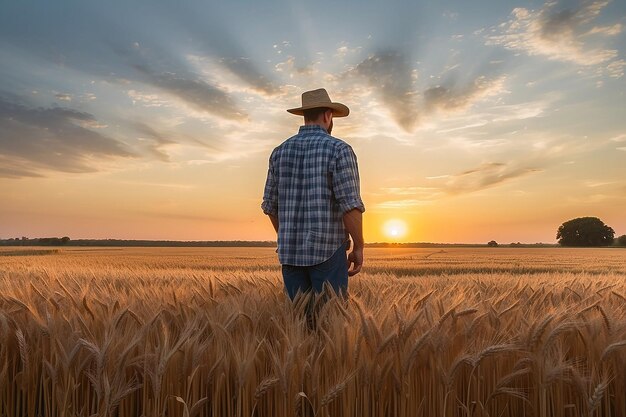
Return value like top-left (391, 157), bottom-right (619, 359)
top-left (1, 0), bottom-right (625, 243)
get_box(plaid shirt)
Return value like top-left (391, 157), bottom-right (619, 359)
top-left (262, 125), bottom-right (365, 266)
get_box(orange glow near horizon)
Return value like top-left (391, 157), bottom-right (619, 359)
top-left (383, 219), bottom-right (408, 240)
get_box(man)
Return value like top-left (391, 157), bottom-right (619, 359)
top-left (261, 88), bottom-right (365, 303)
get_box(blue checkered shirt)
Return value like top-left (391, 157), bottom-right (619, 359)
top-left (262, 125), bottom-right (365, 266)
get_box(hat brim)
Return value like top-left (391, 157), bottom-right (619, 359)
top-left (287, 102), bottom-right (350, 118)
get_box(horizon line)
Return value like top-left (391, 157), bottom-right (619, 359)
top-left (0, 237), bottom-right (559, 246)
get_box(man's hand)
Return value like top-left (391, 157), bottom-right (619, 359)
top-left (347, 247), bottom-right (363, 276)
top-left (343, 208), bottom-right (364, 276)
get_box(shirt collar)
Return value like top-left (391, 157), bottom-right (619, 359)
top-left (298, 125), bottom-right (327, 135)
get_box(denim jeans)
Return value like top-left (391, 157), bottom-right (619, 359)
top-left (281, 241), bottom-right (349, 301)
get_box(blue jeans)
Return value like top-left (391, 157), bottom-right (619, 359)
top-left (281, 241), bottom-right (349, 301)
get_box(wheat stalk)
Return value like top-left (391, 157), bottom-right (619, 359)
top-left (320, 380), bottom-right (347, 408)
top-left (600, 339), bottom-right (626, 362)
top-left (254, 377), bottom-right (278, 399)
top-left (588, 380), bottom-right (609, 416)
top-left (529, 314), bottom-right (555, 349)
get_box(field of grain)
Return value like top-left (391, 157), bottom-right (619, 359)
top-left (1, 246), bottom-right (624, 417)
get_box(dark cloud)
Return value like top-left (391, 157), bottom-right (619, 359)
top-left (425, 85), bottom-right (478, 112)
top-left (109, 42), bottom-right (249, 120)
top-left (348, 50), bottom-right (505, 132)
top-left (0, 2), bottom-right (264, 121)
top-left (443, 162), bottom-right (541, 195)
top-left (127, 120), bottom-right (229, 162)
top-left (130, 122), bottom-right (177, 162)
top-left (155, 3), bottom-right (281, 95)
top-left (0, 96), bottom-right (134, 178)
top-left (424, 76), bottom-right (504, 113)
top-left (131, 63), bottom-right (247, 121)
top-left (540, 0), bottom-right (603, 40)
top-left (219, 57), bottom-right (280, 95)
top-left (350, 50), bottom-right (419, 132)
top-left (104, 2), bottom-right (281, 96)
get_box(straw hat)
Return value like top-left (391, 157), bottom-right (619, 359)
top-left (287, 88), bottom-right (349, 117)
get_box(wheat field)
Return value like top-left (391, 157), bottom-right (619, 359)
top-left (0, 247), bottom-right (625, 417)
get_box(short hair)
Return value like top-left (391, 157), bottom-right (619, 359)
top-left (303, 107), bottom-right (331, 122)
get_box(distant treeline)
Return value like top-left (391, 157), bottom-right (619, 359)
top-left (0, 238), bottom-right (277, 247)
top-left (0, 237), bottom-right (559, 248)
top-left (365, 242), bottom-right (558, 248)
top-left (1, 237), bottom-right (71, 246)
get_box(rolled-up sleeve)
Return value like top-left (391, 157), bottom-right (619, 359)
top-left (332, 145), bottom-right (365, 214)
top-left (261, 152), bottom-right (278, 216)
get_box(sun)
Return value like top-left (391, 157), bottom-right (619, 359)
top-left (383, 219), bottom-right (408, 240)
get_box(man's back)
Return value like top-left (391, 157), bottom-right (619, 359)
top-left (262, 125), bottom-right (364, 266)
top-left (262, 88), bottom-right (364, 307)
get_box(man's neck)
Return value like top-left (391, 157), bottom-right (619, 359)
top-left (304, 122), bottom-right (328, 132)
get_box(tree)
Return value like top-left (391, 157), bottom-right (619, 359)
top-left (617, 235), bottom-right (626, 246)
top-left (487, 240), bottom-right (498, 247)
top-left (556, 217), bottom-right (615, 247)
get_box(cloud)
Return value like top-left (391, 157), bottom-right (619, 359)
top-left (605, 59), bottom-right (626, 78)
top-left (54, 93), bottom-right (72, 102)
top-left (373, 186), bottom-right (443, 210)
top-left (0, 96), bottom-right (134, 178)
top-left (609, 133), bottom-right (626, 151)
top-left (583, 180), bottom-right (616, 187)
top-left (130, 121), bottom-right (178, 162)
top-left (0, 156), bottom-right (45, 179)
top-left (424, 76), bottom-right (506, 113)
top-left (346, 50), bottom-right (505, 133)
top-left (219, 57), bottom-right (280, 95)
top-left (126, 117), bottom-right (236, 163)
top-left (487, 0), bottom-right (623, 73)
top-left (335, 43), bottom-right (363, 60)
top-left (127, 90), bottom-right (171, 108)
top-left (349, 50), bottom-right (419, 132)
top-left (132, 63), bottom-right (247, 121)
top-left (273, 56), bottom-right (316, 78)
top-left (373, 162), bottom-right (541, 209)
top-left (587, 23), bottom-right (623, 36)
top-left (144, 2), bottom-right (280, 96)
top-left (440, 162), bottom-right (542, 195)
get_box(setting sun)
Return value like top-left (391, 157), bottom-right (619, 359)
top-left (383, 219), bottom-right (408, 240)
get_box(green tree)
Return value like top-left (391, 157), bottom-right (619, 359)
top-left (487, 240), bottom-right (498, 247)
top-left (617, 235), bottom-right (626, 246)
top-left (556, 217), bottom-right (615, 247)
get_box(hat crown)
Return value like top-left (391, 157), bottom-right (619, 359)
top-left (301, 88), bottom-right (332, 107)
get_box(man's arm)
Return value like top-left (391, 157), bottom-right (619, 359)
top-left (268, 213), bottom-right (279, 234)
top-left (343, 208), bottom-right (363, 276)
top-left (261, 151), bottom-right (279, 235)
top-left (332, 145), bottom-right (366, 276)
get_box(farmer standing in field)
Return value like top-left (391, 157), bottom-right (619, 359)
top-left (262, 88), bottom-right (365, 306)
